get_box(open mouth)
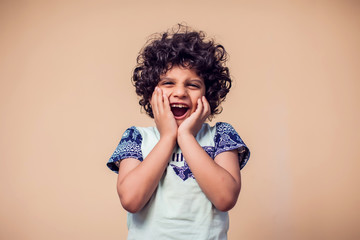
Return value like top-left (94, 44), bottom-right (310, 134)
top-left (170, 103), bottom-right (189, 118)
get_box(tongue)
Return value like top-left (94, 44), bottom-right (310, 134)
top-left (171, 107), bottom-right (187, 117)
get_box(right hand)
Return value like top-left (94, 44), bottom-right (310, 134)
top-left (150, 87), bottom-right (178, 140)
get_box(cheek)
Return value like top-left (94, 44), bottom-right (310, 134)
top-left (158, 87), bottom-right (170, 96)
top-left (191, 95), bottom-right (201, 109)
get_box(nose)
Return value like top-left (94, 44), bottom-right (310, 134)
top-left (171, 85), bottom-right (188, 98)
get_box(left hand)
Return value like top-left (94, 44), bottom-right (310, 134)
top-left (178, 96), bottom-right (210, 137)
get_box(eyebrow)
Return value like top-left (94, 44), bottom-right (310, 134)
top-left (159, 77), bottom-right (174, 81)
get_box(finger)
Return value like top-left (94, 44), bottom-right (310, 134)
top-left (201, 96), bottom-right (211, 119)
top-left (150, 87), bottom-right (156, 106)
top-left (193, 97), bottom-right (203, 118)
top-left (156, 87), bottom-right (165, 115)
top-left (152, 87), bottom-right (160, 117)
top-left (162, 93), bottom-right (172, 114)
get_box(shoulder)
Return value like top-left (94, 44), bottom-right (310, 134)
top-left (121, 126), bottom-right (142, 142)
top-left (121, 126), bottom-right (159, 141)
top-left (214, 122), bottom-right (242, 141)
top-left (107, 126), bottom-right (147, 173)
top-left (196, 122), bottom-right (237, 142)
top-left (200, 122), bottom-right (235, 131)
top-left (213, 122), bottom-right (251, 170)
top-left (215, 122), bottom-right (236, 132)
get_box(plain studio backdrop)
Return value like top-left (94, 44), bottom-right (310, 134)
top-left (0, 0), bottom-right (359, 239)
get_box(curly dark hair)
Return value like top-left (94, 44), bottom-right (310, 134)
top-left (132, 25), bottom-right (232, 119)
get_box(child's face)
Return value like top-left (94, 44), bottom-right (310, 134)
top-left (157, 66), bottom-right (206, 126)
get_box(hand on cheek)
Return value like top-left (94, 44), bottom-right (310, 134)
top-left (198, 96), bottom-right (211, 121)
top-left (178, 96), bottom-right (210, 137)
top-left (151, 87), bottom-right (177, 140)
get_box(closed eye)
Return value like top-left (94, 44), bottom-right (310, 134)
top-left (188, 83), bottom-right (201, 88)
top-left (160, 81), bottom-right (174, 86)
top-left (186, 79), bottom-right (204, 89)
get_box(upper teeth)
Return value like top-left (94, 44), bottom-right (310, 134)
top-left (171, 104), bottom-right (187, 108)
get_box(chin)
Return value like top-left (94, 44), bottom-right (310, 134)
top-left (175, 120), bottom-right (183, 126)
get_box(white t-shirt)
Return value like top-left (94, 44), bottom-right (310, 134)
top-left (107, 122), bottom-right (250, 240)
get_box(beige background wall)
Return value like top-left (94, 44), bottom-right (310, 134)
top-left (1, 0), bottom-right (359, 239)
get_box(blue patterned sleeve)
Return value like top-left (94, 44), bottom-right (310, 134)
top-left (107, 126), bottom-right (144, 173)
top-left (214, 122), bottom-right (250, 170)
